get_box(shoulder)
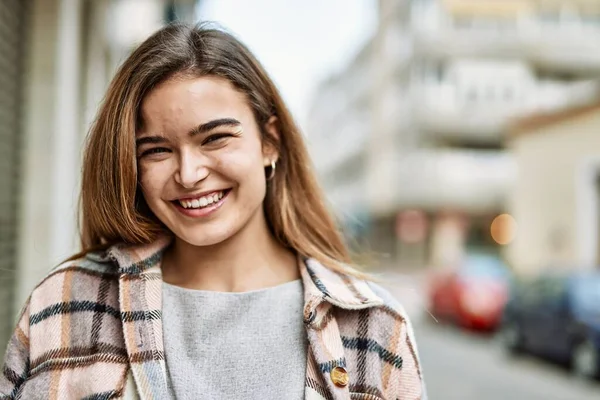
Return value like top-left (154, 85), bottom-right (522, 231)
top-left (5, 252), bottom-right (128, 392)
top-left (35, 251), bottom-right (118, 291)
top-left (367, 281), bottom-right (400, 307)
top-left (367, 281), bottom-right (411, 319)
top-left (331, 275), bottom-right (416, 333)
top-left (364, 281), bottom-right (421, 350)
top-left (335, 279), bottom-right (427, 398)
top-left (28, 251), bottom-right (121, 321)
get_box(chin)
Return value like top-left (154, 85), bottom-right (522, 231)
top-left (174, 225), bottom-right (238, 247)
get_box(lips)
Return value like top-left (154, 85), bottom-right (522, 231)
top-left (171, 189), bottom-right (231, 218)
top-left (176, 190), bottom-right (227, 209)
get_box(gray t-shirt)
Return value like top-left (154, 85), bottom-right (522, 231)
top-left (162, 279), bottom-right (307, 400)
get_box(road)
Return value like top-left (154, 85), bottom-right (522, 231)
top-left (377, 272), bottom-right (600, 400)
top-left (414, 321), bottom-right (599, 400)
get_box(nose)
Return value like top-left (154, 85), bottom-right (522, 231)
top-left (174, 152), bottom-right (210, 188)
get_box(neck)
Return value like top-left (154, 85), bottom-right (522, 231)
top-left (162, 212), bottom-right (298, 292)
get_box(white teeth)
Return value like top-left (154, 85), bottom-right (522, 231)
top-left (178, 191), bottom-right (225, 209)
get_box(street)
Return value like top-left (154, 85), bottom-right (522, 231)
top-left (415, 321), bottom-right (599, 400)
top-left (378, 272), bottom-right (600, 400)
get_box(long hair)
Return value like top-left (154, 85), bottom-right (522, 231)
top-left (76, 23), bottom-right (366, 278)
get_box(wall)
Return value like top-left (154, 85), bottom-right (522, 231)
top-left (0, 0), bottom-right (27, 361)
top-left (506, 106), bottom-right (600, 275)
top-left (17, 0), bottom-right (65, 310)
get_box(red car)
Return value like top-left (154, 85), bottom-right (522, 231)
top-left (428, 254), bottom-right (511, 331)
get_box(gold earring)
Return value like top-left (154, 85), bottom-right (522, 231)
top-left (267, 160), bottom-right (276, 180)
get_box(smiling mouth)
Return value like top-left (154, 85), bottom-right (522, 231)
top-left (173, 189), bottom-right (231, 210)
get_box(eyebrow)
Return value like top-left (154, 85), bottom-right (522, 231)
top-left (136, 118), bottom-right (242, 148)
top-left (188, 118), bottom-right (241, 137)
top-left (136, 136), bottom-right (166, 148)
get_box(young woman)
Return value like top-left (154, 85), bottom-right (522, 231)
top-left (1, 24), bottom-right (426, 400)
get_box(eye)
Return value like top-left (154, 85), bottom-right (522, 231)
top-left (140, 147), bottom-right (170, 158)
top-left (202, 133), bottom-right (231, 145)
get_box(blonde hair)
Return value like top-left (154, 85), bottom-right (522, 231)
top-left (74, 23), bottom-right (367, 278)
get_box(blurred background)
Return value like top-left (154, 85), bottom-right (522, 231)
top-left (1, 0), bottom-right (600, 398)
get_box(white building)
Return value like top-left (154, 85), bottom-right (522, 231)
top-left (307, 43), bottom-right (373, 242)
top-left (414, 0), bottom-right (600, 74)
top-left (0, 0), bottom-right (197, 360)
top-left (309, 0), bottom-right (600, 268)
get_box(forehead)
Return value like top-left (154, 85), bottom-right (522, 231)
top-left (139, 75), bottom-right (250, 132)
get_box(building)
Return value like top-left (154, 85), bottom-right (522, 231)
top-left (506, 99), bottom-right (600, 276)
top-left (306, 43), bottom-right (373, 247)
top-left (1, 0), bottom-right (27, 362)
top-left (308, 0), bottom-right (600, 268)
top-left (0, 0), bottom-right (197, 361)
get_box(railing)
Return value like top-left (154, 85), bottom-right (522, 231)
top-left (412, 79), bottom-right (599, 143)
top-left (393, 149), bottom-right (516, 212)
top-left (411, 6), bottom-right (600, 71)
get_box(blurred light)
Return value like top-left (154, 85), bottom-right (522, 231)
top-left (490, 214), bottom-right (517, 245)
top-left (396, 210), bottom-right (429, 244)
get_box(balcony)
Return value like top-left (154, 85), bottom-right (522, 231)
top-left (393, 149), bottom-right (516, 213)
top-left (411, 1), bottom-right (529, 60)
top-left (413, 21), bottom-right (526, 60)
top-left (413, 76), bottom-right (599, 145)
top-left (411, 4), bottom-right (600, 73)
top-left (528, 24), bottom-right (600, 74)
top-left (413, 80), bottom-right (529, 145)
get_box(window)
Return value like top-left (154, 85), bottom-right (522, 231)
top-left (538, 276), bottom-right (568, 309)
top-left (572, 275), bottom-right (600, 311)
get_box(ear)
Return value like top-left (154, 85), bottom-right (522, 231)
top-left (262, 115), bottom-right (280, 167)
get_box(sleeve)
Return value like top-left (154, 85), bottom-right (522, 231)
top-left (0, 298), bottom-right (31, 400)
top-left (402, 309), bottom-right (428, 400)
top-left (368, 282), bottom-right (428, 400)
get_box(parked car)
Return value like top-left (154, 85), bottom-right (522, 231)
top-left (428, 253), bottom-right (511, 331)
top-left (500, 271), bottom-right (600, 380)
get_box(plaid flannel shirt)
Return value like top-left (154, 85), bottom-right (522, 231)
top-left (1, 236), bottom-right (426, 399)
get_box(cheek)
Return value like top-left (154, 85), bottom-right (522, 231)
top-left (138, 163), bottom-right (170, 200)
top-left (216, 148), bottom-right (265, 188)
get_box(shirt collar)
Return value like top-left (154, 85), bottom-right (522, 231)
top-left (92, 235), bottom-right (383, 316)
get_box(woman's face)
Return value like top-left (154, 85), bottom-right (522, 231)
top-left (136, 75), bottom-right (277, 246)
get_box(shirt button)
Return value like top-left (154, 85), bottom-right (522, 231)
top-left (330, 366), bottom-right (349, 388)
top-left (305, 311), bottom-right (316, 324)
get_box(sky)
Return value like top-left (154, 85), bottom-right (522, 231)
top-left (197, 0), bottom-right (378, 128)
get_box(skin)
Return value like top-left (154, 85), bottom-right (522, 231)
top-left (136, 75), bottom-right (298, 292)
